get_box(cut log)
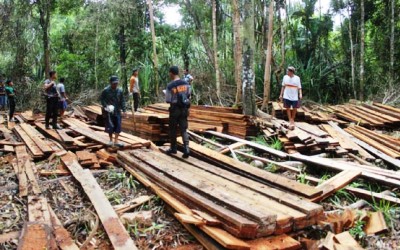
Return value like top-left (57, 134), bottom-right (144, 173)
top-left (61, 153), bottom-right (137, 250)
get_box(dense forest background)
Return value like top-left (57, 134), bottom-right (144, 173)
top-left (0, 0), bottom-right (399, 112)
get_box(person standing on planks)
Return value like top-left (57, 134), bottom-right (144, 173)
top-left (165, 66), bottom-right (191, 158)
top-left (100, 76), bottom-right (127, 147)
top-left (279, 66), bottom-right (302, 130)
top-left (0, 80), bottom-right (6, 111)
top-left (57, 77), bottom-right (69, 117)
top-left (5, 80), bottom-right (16, 122)
top-left (129, 68), bottom-right (140, 113)
top-left (43, 71), bottom-right (61, 129)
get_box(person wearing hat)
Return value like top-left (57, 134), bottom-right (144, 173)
top-left (5, 80), bottom-right (16, 122)
top-left (279, 66), bottom-right (302, 130)
top-left (165, 66), bottom-right (191, 158)
top-left (129, 68), bottom-right (140, 112)
top-left (100, 76), bottom-right (127, 147)
top-left (43, 70), bottom-right (61, 129)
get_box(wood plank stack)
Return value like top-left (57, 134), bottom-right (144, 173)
top-left (345, 125), bottom-right (400, 159)
top-left (118, 148), bottom-right (323, 241)
top-left (145, 103), bottom-right (258, 138)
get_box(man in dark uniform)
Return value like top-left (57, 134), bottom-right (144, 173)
top-left (100, 76), bottom-right (127, 147)
top-left (165, 66), bottom-right (191, 158)
top-left (43, 71), bottom-right (61, 129)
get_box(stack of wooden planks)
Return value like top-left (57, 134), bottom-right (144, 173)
top-left (118, 146), bottom-right (324, 242)
top-left (345, 125), bottom-right (400, 159)
top-left (145, 103), bottom-right (258, 138)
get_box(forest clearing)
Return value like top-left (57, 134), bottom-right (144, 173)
top-left (1, 0), bottom-right (400, 249)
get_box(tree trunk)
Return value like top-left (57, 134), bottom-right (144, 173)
top-left (261, 0), bottom-right (274, 111)
top-left (212, 0), bottom-right (221, 100)
top-left (119, 25), bottom-right (127, 93)
top-left (147, 0), bottom-right (159, 96)
top-left (359, 0), bottom-right (365, 101)
top-left (348, 6), bottom-right (356, 99)
top-left (390, 0), bottom-right (395, 84)
top-left (242, 0), bottom-right (256, 116)
top-left (94, 5), bottom-right (100, 90)
top-left (232, 0), bottom-right (242, 106)
top-left (38, 0), bottom-right (51, 79)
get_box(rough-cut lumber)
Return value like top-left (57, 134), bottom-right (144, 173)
top-left (364, 212), bottom-right (388, 235)
top-left (162, 148), bottom-right (323, 218)
top-left (13, 125), bottom-right (44, 158)
top-left (113, 195), bottom-right (153, 214)
top-left (175, 213), bottom-right (205, 226)
top-left (328, 121), bottom-right (400, 168)
top-left (20, 123), bottom-right (53, 153)
top-left (181, 139), bottom-right (321, 199)
top-left (117, 151), bottom-right (263, 238)
top-left (205, 131), bottom-right (287, 158)
top-left (295, 122), bottom-right (328, 137)
top-left (48, 206), bottom-right (80, 250)
top-left (247, 234), bottom-right (301, 250)
top-left (312, 170), bottom-right (362, 202)
top-left (17, 223), bottom-right (56, 250)
top-left (117, 155), bottom-right (250, 249)
top-left (334, 231), bottom-right (364, 250)
top-left (24, 160), bottom-right (41, 195)
top-left (61, 153), bottom-right (137, 250)
top-left (192, 210), bottom-right (222, 226)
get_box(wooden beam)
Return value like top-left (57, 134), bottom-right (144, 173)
top-left (61, 153), bottom-right (137, 250)
top-left (48, 205), bottom-right (80, 250)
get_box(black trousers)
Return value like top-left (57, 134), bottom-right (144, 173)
top-left (133, 93), bottom-right (140, 112)
top-left (169, 105), bottom-right (189, 149)
top-left (45, 97), bottom-right (59, 127)
top-left (8, 97), bottom-right (15, 119)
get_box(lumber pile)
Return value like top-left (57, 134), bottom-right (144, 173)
top-left (145, 103), bottom-right (258, 138)
top-left (118, 144), bottom-right (324, 237)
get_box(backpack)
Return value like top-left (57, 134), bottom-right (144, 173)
top-left (175, 86), bottom-right (190, 108)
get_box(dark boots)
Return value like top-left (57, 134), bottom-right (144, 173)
top-left (182, 143), bottom-right (190, 159)
top-left (166, 144), bottom-right (177, 155)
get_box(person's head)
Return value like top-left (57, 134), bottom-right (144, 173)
top-left (49, 71), bottom-right (57, 80)
top-left (60, 77), bottom-right (65, 83)
top-left (287, 66), bottom-right (295, 77)
top-left (132, 68), bottom-right (139, 77)
top-left (169, 66), bottom-right (179, 80)
top-left (184, 69), bottom-right (189, 75)
top-left (6, 80), bottom-right (13, 86)
top-left (109, 76), bottom-right (119, 89)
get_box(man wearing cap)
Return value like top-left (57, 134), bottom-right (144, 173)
top-left (100, 76), bottom-right (127, 147)
top-left (43, 70), bottom-right (61, 129)
top-left (129, 69), bottom-right (140, 112)
top-left (165, 66), bottom-right (191, 158)
top-left (279, 66), bottom-right (302, 130)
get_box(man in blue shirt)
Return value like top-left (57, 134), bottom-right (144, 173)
top-left (100, 76), bottom-right (127, 147)
top-left (165, 66), bottom-right (191, 158)
top-left (43, 71), bottom-right (60, 129)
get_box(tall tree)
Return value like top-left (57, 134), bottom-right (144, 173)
top-left (261, 0), bottom-right (274, 111)
top-left (242, 0), bottom-right (256, 115)
top-left (147, 0), bottom-right (159, 96)
top-left (119, 25), bottom-right (127, 92)
top-left (348, 4), bottom-right (356, 99)
top-left (390, 0), bottom-right (395, 84)
top-left (36, 0), bottom-right (54, 78)
top-left (232, 0), bottom-right (242, 105)
top-left (359, 0), bottom-right (365, 101)
top-left (212, 0), bottom-right (221, 100)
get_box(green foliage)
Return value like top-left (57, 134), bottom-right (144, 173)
top-left (297, 172), bottom-right (309, 185)
top-left (349, 219), bottom-right (366, 239)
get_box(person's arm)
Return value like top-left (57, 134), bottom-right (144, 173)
top-left (44, 80), bottom-right (54, 90)
top-left (298, 78), bottom-right (302, 99)
top-left (279, 86), bottom-right (285, 101)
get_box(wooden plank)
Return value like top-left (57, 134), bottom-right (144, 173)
top-left (13, 125), bottom-right (44, 158)
top-left (24, 161), bottom-right (41, 195)
top-left (334, 231), bottom-right (363, 250)
top-left (17, 223), bottom-right (55, 250)
top-left (373, 102), bottom-right (400, 114)
top-left (61, 153), bottom-right (137, 250)
top-left (117, 154), bottom-right (250, 249)
top-left (247, 234), bottom-right (301, 250)
top-left (364, 212), bottom-right (388, 235)
top-left (162, 148), bottom-right (323, 218)
top-left (27, 196), bottom-right (51, 223)
top-left (192, 210), bottom-right (222, 226)
top-left (205, 131), bottom-right (287, 158)
top-left (175, 213), bottom-right (205, 226)
top-left (352, 126), bottom-right (400, 152)
top-left (48, 206), bottom-right (80, 250)
top-left (117, 151), bottom-right (260, 239)
top-left (20, 123), bottom-right (53, 153)
top-left (0, 231), bottom-right (19, 244)
top-left (363, 103), bottom-right (400, 120)
top-left (57, 129), bottom-right (75, 144)
top-left (181, 139), bottom-right (321, 199)
top-left (113, 195), bottom-right (153, 214)
top-left (295, 122), bottom-right (328, 137)
top-left (328, 121), bottom-right (400, 168)
top-left (219, 142), bottom-right (246, 154)
top-left (346, 187), bottom-right (400, 206)
top-left (312, 170), bottom-right (362, 202)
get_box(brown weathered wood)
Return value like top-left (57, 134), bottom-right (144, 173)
top-left (162, 148), bottom-right (322, 219)
top-left (0, 231), bottom-right (20, 244)
top-left (182, 139), bottom-right (321, 198)
top-left (192, 210), bottom-right (222, 226)
top-left (20, 123), bottom-right (53, 153)
top-left (334, 231), bottom-right (363, 250)
top-left (247, 234), bottom-right (301, 250)
top-left (17, 223), bottom-right (56, 250)
top-left (175, 213), bottom-right (206, 226)
top-left (48, 205), bottom-right (80, 250)
top-left (312, 170), bottom-right (362, 202)
top-left (13, 125), bottom-right (44, 158)
top-left (57, 129), bottom-right (75, 144)
top-left (364, 212), bottom-right (388, 235)
top-left (118, 154), bottom-right (250, 249)
top-left (113, 195), bottom-right (153, 214)
top-left (61, 153), bottom-right (137, 250)
top-left (24, 161), bottom-right (41, 195)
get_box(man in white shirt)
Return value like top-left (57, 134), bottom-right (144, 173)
top-left (279, 66), bottom-right (302, 130)
top-left (129, 69), bottom-right (140, 112)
